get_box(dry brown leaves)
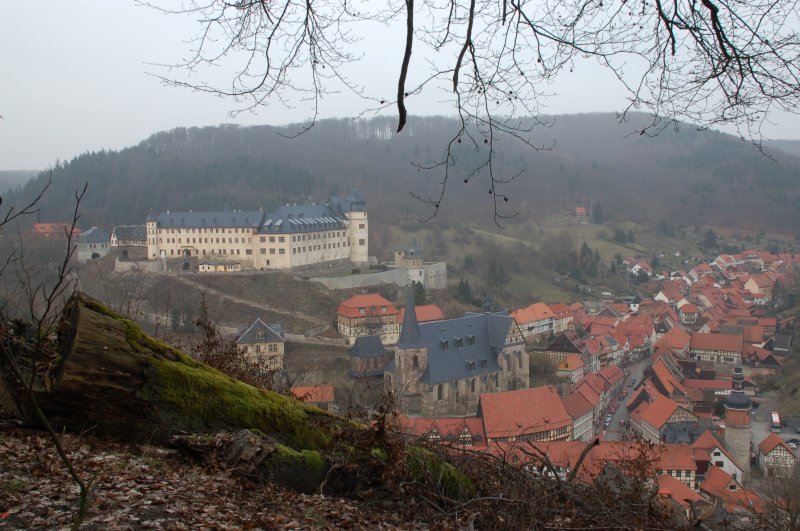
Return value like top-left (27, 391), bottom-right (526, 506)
top-left (0, 429), bottom-right (432, 530)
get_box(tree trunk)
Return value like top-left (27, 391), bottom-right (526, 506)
top-left (0, 293), bottom-right (472, 497)
top-left (28, 294), bottom-right (338, 450)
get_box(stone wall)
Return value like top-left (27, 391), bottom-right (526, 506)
top-left (310, 262), bottom-right (447, 290)
top-left (114, 259), bottom-right (165, 273)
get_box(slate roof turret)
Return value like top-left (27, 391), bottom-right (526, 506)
top-left (397, 286), bottom-right (420, 348)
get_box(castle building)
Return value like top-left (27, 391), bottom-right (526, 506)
top-left (723, 365), bottom-right (752, 482)
top-left (144, 190), bottom-right (368, 269)
top-left (385, 289), bottom-right (529, 416)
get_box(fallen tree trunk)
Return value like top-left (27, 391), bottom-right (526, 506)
top-left (1, 293), bottom-right (472, 498)
top-left (29, 294), bottom-right (337, 450)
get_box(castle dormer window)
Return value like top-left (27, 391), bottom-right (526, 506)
top-left (467, 335), bottom-right (476, 345)
top-left (455, 337), bottom-right (463, 348)
top-left (441, 340), bottom-right (449, 350)
top-left (479, 359), bottom-right (488, 369)
top-left (466, 361), bottom-right (476, 371)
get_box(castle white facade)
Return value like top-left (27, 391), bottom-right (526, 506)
top-left (145, 190), bottom-right (368, 269)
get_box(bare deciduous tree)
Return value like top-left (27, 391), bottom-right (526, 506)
top-left (150, 0), bottom-right (800, 223)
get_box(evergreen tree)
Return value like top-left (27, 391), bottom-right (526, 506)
top-left (413, 281), bottom-right (427, 305)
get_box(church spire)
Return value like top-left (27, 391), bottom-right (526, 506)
top-left (397, 284), bottom-right (420, 348)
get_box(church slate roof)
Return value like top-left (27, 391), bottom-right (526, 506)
top-left (399, 310), bottom-right (515, 385)
top-left (236, 318), bottom-right (285, 345)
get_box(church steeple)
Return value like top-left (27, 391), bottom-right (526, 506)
top-left (397, 284), bottom-right (420, 348)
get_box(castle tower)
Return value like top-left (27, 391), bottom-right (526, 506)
top-left (346, 189), bottom-right (368, 265)
top-left (724, 365), bottom-right (752, 482)
top-left (145, 212), bottom-right (159, 260)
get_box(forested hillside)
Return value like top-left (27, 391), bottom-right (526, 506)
top-left (6, 113), bottom-right (800, 240)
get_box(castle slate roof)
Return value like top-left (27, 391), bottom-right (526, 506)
top-left (157, 210), bottom-right (264, 229)
top-left (112, 225), bottom-right (146, 241)
top-left (400, 310), bottom-right (514, 385)
top-left (77, 227), bottom-right (109, 244)
top-left (236, 318), bottom-right (285, 345)
top-left (349, 335), bottom-right (386, 358)
top-left (151, 192), bottom-right (364, 233)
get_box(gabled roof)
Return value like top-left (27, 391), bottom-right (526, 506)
top-left (758, 433), bottom-right (796, 456)
top-left (692, 430), bottom-right (738, 468)
top-left (236, 318), bottom-right (285, 345)
top-left (398, 304), bottom-right (445, 324)
top-left (689, 333), bottom-right (743, 353)
top-left (479, 386), bottom-right (571, 439)
top-left (558, 354), bottom-right (584, 371)
top-left (511, 302), bottom-right (554, 324)
top-left (112, 225), bottom-right (146, 241)
top-left (77, 226), bottom-right (109, 244)
top-left (700, 467), bottom-right (766, 514)
top-left (655, 327), bottom-right (691, 351)
top-left (400, 415), bottom-right (486, 444)
top-left (657, 474), bottom-right (703, 507)
top-left (337, 294), bottom-right (397, 318)
top-left (562, 391), bottom-right (594, 420)
top-left (349, 335), bottom-right (386, 358)
top-left (635, 394), bottom-right (681, 430)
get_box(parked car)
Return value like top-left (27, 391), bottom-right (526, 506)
top-left (619, 419), bottom-right (626, 426)
top-left (790, 442), bottom-right (798, 450)
top-left (628, 378), bottom-right (636, 387)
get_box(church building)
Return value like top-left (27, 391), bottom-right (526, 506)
top-left (385, 290), bottom-right (529, 416)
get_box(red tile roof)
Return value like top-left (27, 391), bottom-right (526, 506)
top-left (700, 467), bottom-right (766, 514)
top-left (637, 394), bottom-right (680, 430)
top-left (399, 415), bottom-right (487, 443)
top-left (689, 333), bottom-right (743, 353)
top-left (654, 327), bottom-right (691, 351)
top-left (758, 433), bottom-right (795, 456)
top-left (657, 474), bottom-right (703, 507)
top-left (562, 391), bottom-right (594, 420)
top-left (558, 354), bottom-right (584, 371)
top-left (337, 294), bottom-right (397, 318)
top-left (479, 386), bottom-right (571, 440)
top-left (511, 302), bottom-right (554, 324)
top-left (682, 379), bottom-right (731, 390)
top-left (291, 385), bottom-right (335, 404)
top-left (398, 304), bottom-right (444, 324)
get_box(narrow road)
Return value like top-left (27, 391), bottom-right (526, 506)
top-left (602, 353), bottom-right (652, 441)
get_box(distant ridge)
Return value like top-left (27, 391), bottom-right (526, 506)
top-left (4, 113), bottom-right (799, 235)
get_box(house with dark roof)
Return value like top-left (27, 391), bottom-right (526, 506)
top-left (144, 190), bottom-right (368, 269)
top-left (348, 335), bottom-right (388, 378)
top-left (236, 318), bottom-right (286, 370)
top-left (385, 290), bottom-right (529, 416)
top-left (76, 227), bottom-right (110, 262)
top-left (111, 225), bottom-right (148, 260)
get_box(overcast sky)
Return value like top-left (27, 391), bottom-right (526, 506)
top-left (2, 1), bottom-right (799, 171)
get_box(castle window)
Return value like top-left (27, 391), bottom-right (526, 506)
top-left (437, 384), bottom-right (443, 401)
top-left (467, 335), bottom-right (476, 345)
top-left (412, 355), bottom-right (419, 369)
top-left (359, 239), bottom-right (365, 246)
top-left (455, 337), bottom-right (463, 348)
